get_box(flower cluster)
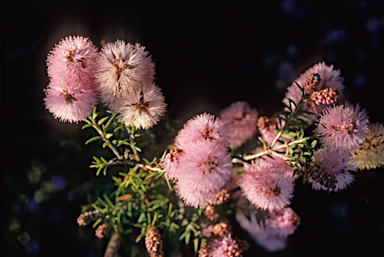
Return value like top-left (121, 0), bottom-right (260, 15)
top-left (96, 40), bottom-right (166, 129)
top-left (44, 36), bottom-right (99, 123)
top-left (145, 226), bottom-right (164, 257)
top-left (161, 113), bottom-right (232, 208)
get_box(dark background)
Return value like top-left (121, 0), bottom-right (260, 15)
top-left (5, 0), bottom-right (384, 256)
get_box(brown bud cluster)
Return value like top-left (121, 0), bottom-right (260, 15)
top-left (311, 88), bottom-right (340, 105)
top-left (95, 218), bottom-right (112, 239)
top-left (204, 205), bottom-right (217, 221)
top-left (304, 73), bottom-right (321, 95)
top-left (145, 226), bottom-right (164, 257)
top-left (77, 210), bottom-right (101, 226)
top-left (306, 163), bottom-right (338, 191)
top-left (208, 189), bottom-right (230, 206)
top-left (212, 222), bottom-right (229, 237)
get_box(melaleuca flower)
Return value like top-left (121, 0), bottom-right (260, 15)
top-left (175, 113), bottom-right (229, 149)
top-left (77, 210), bottom-right (101, 226)
top-left (350, 122), bottom-right (384, 170)
top-left (311, 88), bottom-right (340, 105)
top-left (208, 236), bottom-right (245, 257)
top-left (237, 160), bottom-right (294, 211)
top-left (283, 62), bottom-right (345, 125)
top-left (174, 140), bottom-right (232, 208)
top-left (315, 105), bottom-right (369, 152)
top-left (306, 148), bottom-right (356, 192)
top-left (257, 116), bottom-right (289, 146)
top-left (114, 83), bottom-right (166, 129)
top-left (95, 218), bottom-right (112, 238)
top-left (236, 210), bottom-right (287, 252)
top-left (145, 226), bottom-right (164, 257)
top-left (264, 207), bottom-right (300, 237)
top-left (96, 40), bottom-right (155, 107)
top-left (219, 101), bottom-right (258, 148)
top-left (160, 147), bottom-right (184, 181)
top-left (44, 78), bottom-right (98, 123)
top-left (46, 36), bottom-right (98, 85)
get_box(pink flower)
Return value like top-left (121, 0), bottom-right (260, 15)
top-left (175, 113), bottom-right (229, 149)
top-left (236, 210), bottom-right (287, 252)
top-left (264, 207), bottom-right (300, 237)
top-left (44, 78), bottom-right (98, 123)
top-left (114, 83), bottom-right (167, 129)
top-left (208, 236), bottom-right (242, 257)
top-left (315, 105), bottom-right (369, 152)
top-left (160, 147), bottom-right (184, 181)
top-left (174, 140), bottom-right (232, 208)
top-left (46, 36), bottom-right (98, 86)
top-left (283, 62), bottom-right (345, 125)
top-left (219, 101), bottom-right (258, 148)
top-left (307, 148), bottom-right (356, 192)
top-left (237, 160), bottom-right (294, 211)
top-left (96, 40), bottom-right (155, 107)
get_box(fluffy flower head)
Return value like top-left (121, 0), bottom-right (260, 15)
top-left (115, 83), bottom-right (166, 129)
top-left (237, 159), bottom-right (294, 211)
top-left (47, 36), bottom-right (98, 86)
top-left (264, 207), bottom-right (300, 237)
top-left (315, 105), bottom-right (369, 152)
top-left (175, 113), bottom-right (229, 149)
top-left (220, 101), bottom-right (258, 147)
top-left (44, 78), bottom-right (97, 123)
top-left (96, 40), bottom-right (155, 106)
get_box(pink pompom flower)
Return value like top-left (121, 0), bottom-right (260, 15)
top-left (44, 78), bottom-right (98, 123)
top-left (174, 140), bottom-right (232, 208)
top-left (208, 236), bottom-right (243, 257)
top-left (315, 105), bottom-right (369, 152)
top-left (46, 35), bottom-right (98, 86)
top-left (114, 82), bottom-right (167, 129)
top-left (219, 101), bottom-right (258, 148)
top-left (283, 62), bottom-right (345, 125)
top-left (175, 113), bottom-right (229, 149)
top-left (237, 159), bottom-right (294, 211)
top-left (306, 147), bottom-right (356, 192)
top-left (96, 40), bottom-right (155, 107)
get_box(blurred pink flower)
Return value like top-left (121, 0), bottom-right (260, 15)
top-left (96, 40), bottom-right (155, 107)
top-left (44, 78), bottom-right (98, 123)
top-left (307, 147), bottom-right (356, 192)
top-left (236, 210), bottom-right (287, 252)
top-left (174, 140), bottom-right (232, 208)
top-left (219, 101), bottom-right (258, 148)
top-left (264, 207), bottom-right (300, 237)
top-left (115, 83), bottom-right (166, 129)
top-left (315, 105), bottom-right (369, 152)
top-left (237, 160), bottom-right (294, 211)
top-left (46, 36), bottom-right (98, 87)
top-left (160, 147), bottom-right (184, 181)
top-left (283, 62), bottom-right (345, 125)
top-left (175, 113), bottom-right (229, 149)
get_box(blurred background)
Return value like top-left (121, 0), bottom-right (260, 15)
top-left (5, 0), bottom-right (384, 256)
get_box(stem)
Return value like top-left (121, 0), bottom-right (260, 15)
top-left (270, 92), bottom-right (304, 149)
top-left (89, 116), bottom-right (124, 160)
top-left (126, 126), bottom-right (140, 161)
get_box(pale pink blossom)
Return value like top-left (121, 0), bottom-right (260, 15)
top-left (264, 207), bottom-right (300, 237)
top-left (237, 160), bottom-right (294, 211)
top-left (315, 105), bottom-right (369, 152)
top-left (219, 101), bottom-right (258, 148)
top-left (175, 113), bottom-right (229, 149)
top-left (307, 147), bottom-right (355, 192)
top-left (160, 147), bottom-right (184, 181)
top-left (46, 35), bottom-right (98, 87)
top-left (283, 62), bottom-right (345, 125)
top-left (174, 141), bottom-right (232, 208)
top-left (44, 78), bottom-right (98, 123)
top-left (114, 83), bottom-right (166, 129)
top-left (96, 40), bottom-right (155, 106)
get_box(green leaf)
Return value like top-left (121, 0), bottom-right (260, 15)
top-left (102, 141), bottom-right (110, 148)
top-left (138, 212), bottom-right (146, 223)
top-left (104, 114), bottom-right (116, 131)
top-left (82, 123), bottom-right (94, 130)
top-left (103, 194), bottom-right (114, 208)
top-left (92, 106), bottom-right (98, 120)
top-left (92, 218), bottom-right (103, 228)
top-left (311, 139), bottom-right (317, 148)
top-left (106, 133), bottom-right (113, 139)
top-left (145, 171), bottom-right (158, 181)
top-left (98, 116), bottom-right (109, 126)
top-left (194, 238), bottom-right (199, 253)
top-left (85, 136), bottom-right (102, 145)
